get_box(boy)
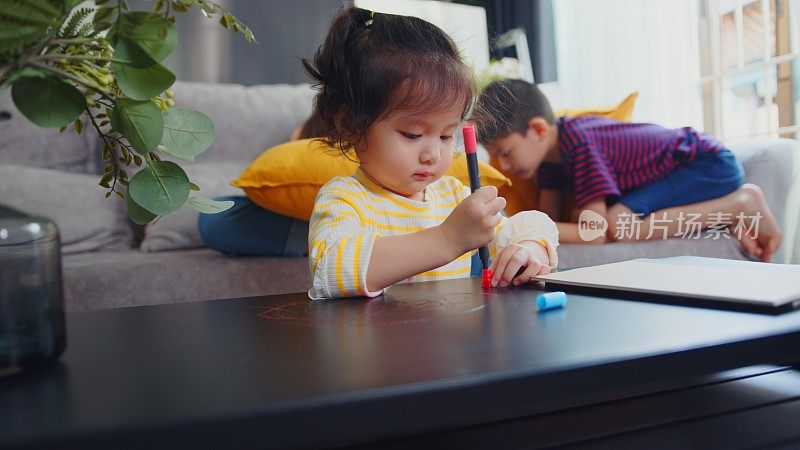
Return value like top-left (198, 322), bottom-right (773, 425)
top-left (474, 79), bottom-right (781, 262)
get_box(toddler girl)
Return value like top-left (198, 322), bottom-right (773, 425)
top-left (304, 7), bottom-right (559, 299)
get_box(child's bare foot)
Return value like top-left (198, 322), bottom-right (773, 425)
top-left (735, 184), bottom-right (782, 262)
top-left (739, 231), bottom-right (762, 259)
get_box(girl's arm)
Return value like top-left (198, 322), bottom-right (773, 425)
top-left (488, 209), bottom-right (560, 287)
top-left (308, 179), bottom-right (385, 299)
top-left (366, 227), bottom-right (462, 292)
top-left (366, 186), bottom-right (505, 292)
top-left (490, 240), bottom-right (551, 287)
top-left (309, 182), bottom-right (505, 299)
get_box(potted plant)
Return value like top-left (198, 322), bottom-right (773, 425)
top-left (0, 0), bottom-right (255, 223)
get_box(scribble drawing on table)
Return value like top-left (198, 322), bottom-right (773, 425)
top-left (257, 293), bottom-right (495, 325)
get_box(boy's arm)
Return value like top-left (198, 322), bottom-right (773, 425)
top-left (538, 188), bottom-right (563, 221)
top-left (556, 197), bottom-right (609, 244)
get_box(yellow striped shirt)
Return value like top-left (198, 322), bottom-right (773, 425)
top-left (308, 169), bottom-right (559, 299)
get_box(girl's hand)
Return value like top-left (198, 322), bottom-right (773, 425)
top-left (490, 242), bottom-right (551, 287)
top-left (439, 186), bottom-right (506, 257)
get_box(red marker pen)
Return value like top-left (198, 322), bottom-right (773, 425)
top-left (462, 123), bottom-right (493, 290)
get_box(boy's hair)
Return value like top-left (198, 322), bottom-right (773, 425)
top-left (473, 79), bottom-right (556, 146)
top-left (297, 107), bottom-right (327, 140)
top-left (302, 6), bottom-right (473, 154)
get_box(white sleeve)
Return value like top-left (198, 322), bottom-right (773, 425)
top-left (492, 210), bottom-right (559, 268)
top-left (307, 179), bottom-right (384, 300)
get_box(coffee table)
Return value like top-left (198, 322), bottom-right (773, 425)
top-left (2, 277), bottom-right (800, 448)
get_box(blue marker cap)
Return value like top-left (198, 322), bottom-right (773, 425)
top-left (536, 291), bottom-right (567, 311)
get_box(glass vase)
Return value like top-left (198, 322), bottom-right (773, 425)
top-left (0, 205), bottom-right (66, 375)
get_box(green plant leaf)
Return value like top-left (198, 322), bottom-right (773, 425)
top-left (126, 188), bottom-right (158, 224)
top-left (0, 22), bottom-right (49, 57)
top-left (59, 6), bottom-right (92, 38)
top-left (129, 161), bottom-right (190, 215)
top-left (65, 0), bottom-right (85, 10)
top-left (115, 11), bottom-right (176, 62)
top-left (112, 37), bottom-right (156, 68)
top-left (188, 196), bottom-right (234, 214)
top-left (111, 59), bottom-right (175, 100)
top-left (11, 75), bottom-right (85, 128)
top-left (4, 67), bottom-right (46, 85)
top-left (111, 98), bottom-right (164, 154)
top-left (161, 108), bottom-right (215, 161)
top-left (92, 6), bottom-right (118, 32)
top-left (0, 0), bottom-right (60, 26)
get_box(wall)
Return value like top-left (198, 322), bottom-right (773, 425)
top-left (162, 0), bottom-right (343, 85)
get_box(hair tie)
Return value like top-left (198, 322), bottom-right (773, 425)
top-left (365, 10), bottom-right (375, 27)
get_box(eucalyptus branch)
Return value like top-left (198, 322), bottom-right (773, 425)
top-left (28, 61), bottom-right (114, 100)
top-left (3, 0), bottom-right (248, 220)
top-left (85, 107), bottom-right (121, 193)
top-left (106, 133), bottom-right (135, 156)
top-left (48, 37), bottom-right (94, 46)
top-left (35, 54), bottom-right (124, 64)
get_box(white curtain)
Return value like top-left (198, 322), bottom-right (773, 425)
top-left (553, 0), bottom-right (704, 130)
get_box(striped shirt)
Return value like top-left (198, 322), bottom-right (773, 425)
top-left (538, 116), bottom-right (725, 207)
top-left (308, 169), bottom-right (559, 299)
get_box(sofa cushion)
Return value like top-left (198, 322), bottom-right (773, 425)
top-left (0, 92), bottom-right (98, 174)
top-left (62, 249), bottom-right (311, 310)
top-left (557, 230), bottom-right (746, 270)
top-left (169, 81), bottom-right (316, 164)
top-left (0, 164), bottom-right (133, 253)
top-left (232, 138), bottom-right (512, 221)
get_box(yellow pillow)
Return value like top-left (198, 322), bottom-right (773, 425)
top-left (558, 91), bottom-right (638, 123)
top-left (233, 138), bottom-right (511, 221)
top-left (494, 92), bottom-right (638, 217)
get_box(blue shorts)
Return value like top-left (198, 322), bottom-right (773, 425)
top-left (618, 148), bottom-right (744, 216)
top-left (198, 196), bottom-right (309, 256)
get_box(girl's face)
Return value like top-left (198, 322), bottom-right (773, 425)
top-left (357, 106), bottom-right (463, 201)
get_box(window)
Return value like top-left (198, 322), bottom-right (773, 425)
top-left (697, 0), bottom-right (800, 140)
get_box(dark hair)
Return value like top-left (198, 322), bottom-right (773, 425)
top-left (297, 106), bottom-right (327, 139)
top-left (473, 79), bottom-right (556, 146)
top-left (302, 6), bottom-right (474, 153)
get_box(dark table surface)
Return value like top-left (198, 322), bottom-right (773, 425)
top-left (2, 278), bottom-right (800, 449)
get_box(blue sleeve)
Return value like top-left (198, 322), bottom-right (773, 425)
top-left (537, 162), bottom-right (569, 189)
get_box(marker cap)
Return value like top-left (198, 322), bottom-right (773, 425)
top-left (463, 123), bottom-right (477, 154)
top-left (481, 269), bottom-right (493, 290)
top-left (536, 291), bottom-right (567, 311)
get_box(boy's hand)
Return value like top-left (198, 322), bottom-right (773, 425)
top-left (439, 186), bottom-right (506, 257)
top-left (490, 242), bottom-right (551, 287)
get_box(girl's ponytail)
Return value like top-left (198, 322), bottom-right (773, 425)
top-left (302, 7), bottom-right (373, 149)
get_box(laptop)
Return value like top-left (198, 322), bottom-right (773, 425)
top-left (533, 256), bottom-right (800, 313)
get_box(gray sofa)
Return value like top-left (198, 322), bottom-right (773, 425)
top-left (2, 80), bottom-right (799, 311)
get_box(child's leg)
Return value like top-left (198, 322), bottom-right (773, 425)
top-left (198, 196), bottom-right (309, 256)
top-left (607, 184), bottom-right (781, 261)
top-left (604, 148), bottom-right (781, 261)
